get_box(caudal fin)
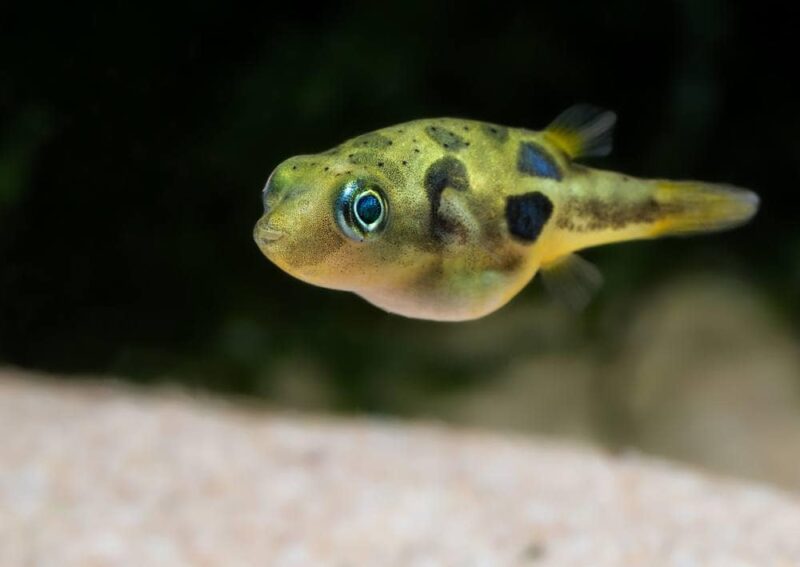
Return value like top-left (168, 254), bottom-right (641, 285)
top-left (651, 181), bottom-right (759, 237)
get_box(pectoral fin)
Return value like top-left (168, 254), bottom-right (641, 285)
top-left (544, 104), bottom-right (617, 160)
top-left (540, 253), bottom-right (604, 310)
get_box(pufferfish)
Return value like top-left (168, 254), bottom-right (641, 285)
top-left (254, 105), bottom-right (758, 321)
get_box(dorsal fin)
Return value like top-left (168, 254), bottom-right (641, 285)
top-left (540, 253), bottom-right (604, 311)
top-left (544, 104), bottom-right (617, 160)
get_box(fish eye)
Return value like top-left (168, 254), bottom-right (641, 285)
top-left (335, 180), bottom-right (388, 241)
top-left (354, 191), bottom-right (384, 227)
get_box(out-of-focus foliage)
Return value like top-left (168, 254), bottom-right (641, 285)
top-left (1, 2), bottom-right (799, 486)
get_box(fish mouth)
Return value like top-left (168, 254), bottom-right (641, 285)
top-left (258, 227), bottom-right (285, 242)
top-left (254, 218), bottom-right (285, 247)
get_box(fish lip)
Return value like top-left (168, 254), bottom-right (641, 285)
top-left (254, 217), bottom-right (285, 246)
top-left (258, 227), bottom-right (285, 243)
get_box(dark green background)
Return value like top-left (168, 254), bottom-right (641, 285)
top-left (1, 2), bottom-right (797, 416)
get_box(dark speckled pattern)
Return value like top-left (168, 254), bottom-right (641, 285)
top-left (423, 156), bottom-right (471, 241)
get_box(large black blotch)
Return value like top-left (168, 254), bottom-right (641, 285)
top-left (518, 142), bottom-right (562, 180)
top-left (425, 125), bottom-right (468, 151)
top-left (506, 192), bottom-right (553, 242)
top-left (424, 157), bottom-right (470, 240)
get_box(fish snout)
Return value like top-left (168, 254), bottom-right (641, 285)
top-left (254, 215), bottom-right (285, 247)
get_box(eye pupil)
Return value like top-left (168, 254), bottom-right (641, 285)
top-left (355, 193), bottom-right (382, 225)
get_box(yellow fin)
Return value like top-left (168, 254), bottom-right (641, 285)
top-left (540, 253), bottom-right (604, 311)
top-left (651, 181), bottom-right (760, 237)
top-left (544, 104), bottom-right (617, 160)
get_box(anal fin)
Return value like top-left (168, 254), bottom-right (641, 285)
top-left (544, 104), bottom-right (617, 160)
top-left (540, 253), bottom-right (604, 310)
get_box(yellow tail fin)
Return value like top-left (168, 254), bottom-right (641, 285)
top-left (651, 181), bottom-right (759, 237)
top-left (544, 175), bottom-right (759, 263)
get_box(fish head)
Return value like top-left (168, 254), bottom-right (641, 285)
top-left (254, 151), bottom-right (429, 294)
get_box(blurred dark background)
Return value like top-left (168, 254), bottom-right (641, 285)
top-left (2, 2), bottom-right (799, 486)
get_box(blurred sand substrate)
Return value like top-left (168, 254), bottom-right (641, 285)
top-left (301, 276), bottom-right (800, 491)
top-left (2, 368), bottom-right (800, 566)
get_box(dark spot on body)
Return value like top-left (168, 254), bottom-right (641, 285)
top-left (482, 124), bottom-right (509, 143)
top-left (292, 166), bottom-right (297, 170)
top-left (348, 153), bottom-right (374, 166)
top-left (424, 157), bottom-right (471, 241)
top-left (377, 161), bottom-right (384, 167)
top-left (518, 142), bottom-right (562, 180)
top-left (506, 192), bottom-right (553, 243)
top-left (352, 132), bottom-right (392, 149)
top-left (425, 125), bottom-right (468, 151)
top-left (414, 148), bottom-right (420, 153)
top-left (402, 160), bottom-right (408, 166)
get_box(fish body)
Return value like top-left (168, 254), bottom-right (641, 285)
top-left (254, 106), bottom-right (758, 321)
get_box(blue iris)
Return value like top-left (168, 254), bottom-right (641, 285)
top-left (355, 193), bottom-right (382, 225)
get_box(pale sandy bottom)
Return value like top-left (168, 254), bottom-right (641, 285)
top-left (1, 369), bottom-right (799, 567)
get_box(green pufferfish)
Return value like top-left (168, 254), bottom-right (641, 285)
top-left (254, 105), bottom-right (758, 321)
